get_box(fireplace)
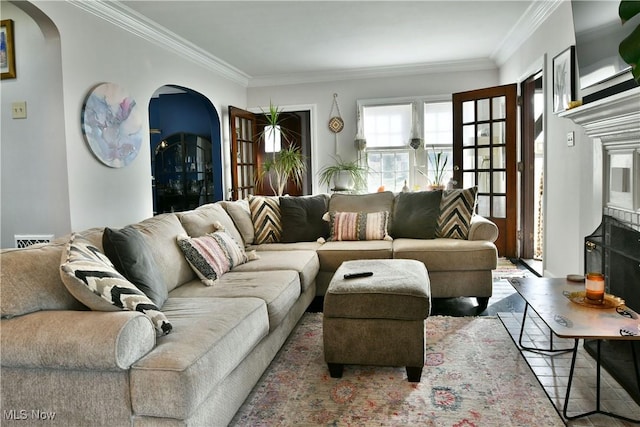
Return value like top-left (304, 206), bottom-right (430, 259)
top-left (584, 214), bottom-right (640, 404)
top-left (562, 87), bottom-right (640, 405)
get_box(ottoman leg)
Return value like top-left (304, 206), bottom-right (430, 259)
top-left (406, 366), bottom-right (423, 382)
top-left (328, 363), bottom-right (344, 378)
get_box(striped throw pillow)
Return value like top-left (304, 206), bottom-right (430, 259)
top-left (328, 211), bottom-right (391, 241)
top-left (436, 186), bottom-right (478, 239)
top-left (177, 230), bottom-right (251, 286)
top-left (248, 195), bottom-right (282, 244)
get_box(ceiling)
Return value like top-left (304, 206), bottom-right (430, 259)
top-left (115, 1), bottom-right (559, 86)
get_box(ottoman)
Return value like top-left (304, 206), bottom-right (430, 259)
top-left (323, 259), bottom-right (431, 382)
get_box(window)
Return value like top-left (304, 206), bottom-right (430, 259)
top-left (362, 104), bottom-right (412, 192)
top-left (360, 99), bottom-right (452, 192)
top-left (423, 102), bottom-right (453, 187)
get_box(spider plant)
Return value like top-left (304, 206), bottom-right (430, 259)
top-left (318, 156), bottom-right (368, 191)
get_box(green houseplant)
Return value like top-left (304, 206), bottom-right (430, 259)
top-left (256, 102), bottom-right (306, 196)
top-left (420, 146), bottom-right (448, 190)
top-left (619, 1), bottom-right (640, 82)
top-left (318, 156), bottom-right (368, 192)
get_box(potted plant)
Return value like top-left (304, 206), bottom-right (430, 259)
top-left (256, 102), bottom-right (307, 196)
top-left (318, 156), bottom-right (368, 192)
top-left (421, 146), bottom-right (448, 190)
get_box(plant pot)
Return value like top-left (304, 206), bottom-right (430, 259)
top-left (427, 184), bottom-right (445, 191)
top-left (333, 171), bottom-right (354, 191)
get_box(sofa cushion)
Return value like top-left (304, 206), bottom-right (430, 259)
top-left (248, 195), bottom-right (282, 244)
top-left (177, 229), bottom-right (255, 286)
top-left (220, 199), bottom-right (254, 246)
top-left (130, 213), bottom-right (196, 292)
top-left (169, 270), bottom-right (300, 330)
top-left (130, 297), bottom-right (269, 419)
top-left (392, 238), bottom-right (498, 271)
top-left (60, 234), bottom-right (172, 336)
top-left (230, 250), bottom-right (319, 293)
top-left (327, 211), bottom-right (391, 241)
top-left (317, 240), bottom-right (393, 272)
top-left (328, 191), bottom-right (395, 213)
top-left (1, 242), bottom-right (85, 318)
top-left (178, 203), bottom-right (244, 245)
top-left (436, 186), bottom-right (478, 239)
top-left (279, 194), bottom-right (329, 242)
top-left (102, 226), bottom-right (168, 307)
top-left (391, 190), bottom-right (443, 239)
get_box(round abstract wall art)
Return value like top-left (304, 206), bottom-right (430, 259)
top-left (81, 82), bottom-right (143, 168)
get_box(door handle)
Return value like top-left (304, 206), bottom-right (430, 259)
top-left (453, 165), bottom-right (460, 171)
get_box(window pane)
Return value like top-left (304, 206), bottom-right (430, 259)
top-left (366, 150), bottom-right (410, 192)
top-left (463, 125), bottom-right (475, 147)
top-left (462, 101), bottom-right (474, 123)
top-left (477, 195), bottom-right (490, 217)
top-left (493, 146), bottom-right (505, 168)
top-left (424, 102), bottom-right (452, 146)
top-left (463, 148), bottom-right (475, 169)
top-left (478, 148), bottom-right (491, 170)
top-left (463, 172), bottom-right (475, 188)
top-left (493, 122), bottom-right (505, 145)
top-left (477, 99), bottom-right (490, 121)
top-left (363, 104), bottom-right (412, 148)
top-left (493, 195), bottom-right (506, 218)
top-left (493, 171), bottom-right (506, 193)
top-left (478, 172), bottom-right (490, 192)
top-left (492, 96), bottom-right (506, 120)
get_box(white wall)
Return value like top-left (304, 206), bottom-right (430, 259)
top-left (248, 69), bottom-right (499, 193)
top-left (499, 1), bottom-right (602, 277)
top-left (0, 1), bottom-right (247, 247)
top-left (0, 1), bottom-right (70, 248)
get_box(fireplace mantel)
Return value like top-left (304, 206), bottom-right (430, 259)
top-left (559, 87), bottom-right (640, 144)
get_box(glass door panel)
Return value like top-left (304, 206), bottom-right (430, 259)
top-left (453, 84), bottom-right (517, 257)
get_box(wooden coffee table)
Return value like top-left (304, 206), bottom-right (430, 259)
top-left (508, 277), bottom-right (640, 422)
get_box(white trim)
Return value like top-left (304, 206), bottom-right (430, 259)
top-left (67, 0), bottom-right (250, 87)
top-left (492, 0), bottom-right (564, 66)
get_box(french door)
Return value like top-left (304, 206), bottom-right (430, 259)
top-left (453, 84), bottom-right (517, 257)
top-left (229, 106), bottom-right (258, 201)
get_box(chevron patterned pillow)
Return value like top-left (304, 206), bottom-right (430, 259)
top-left (248, 195), bottom-right (282, 244)
top-left (436, 186), bottom-right (478, 240)
top-left (60, 234), bottom-right (172, 336)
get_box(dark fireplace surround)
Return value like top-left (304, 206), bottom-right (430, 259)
top-left (561, 87), bottom-right (640, 404)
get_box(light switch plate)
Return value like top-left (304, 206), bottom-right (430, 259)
top-left (567, 131), bottom-right (575, 147)
top-left (11, 101), bottom-right (27, 119)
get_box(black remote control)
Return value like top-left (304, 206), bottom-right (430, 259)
top-left (343, 271), bottom-right (373, 279)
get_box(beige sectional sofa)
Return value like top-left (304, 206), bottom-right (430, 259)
top-left (0, 190), bottom-right (498, 426)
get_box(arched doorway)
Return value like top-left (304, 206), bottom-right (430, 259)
top-left (149, 85), bottom-right (222, 214)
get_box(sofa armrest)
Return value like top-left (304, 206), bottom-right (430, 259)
top-left (1, 310), bottom-right (155, 371)
top-left (468, 215), bottom-right (499, 242)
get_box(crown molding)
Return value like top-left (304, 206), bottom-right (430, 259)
top-left (66, 0), bottom-right (251, 87)
top-left (248, 58), bottom-right (498, 88)
top-left (491, 0), bottom-right (563, 66)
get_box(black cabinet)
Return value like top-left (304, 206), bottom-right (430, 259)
top-left (154, 133), bottom-right (213, 214)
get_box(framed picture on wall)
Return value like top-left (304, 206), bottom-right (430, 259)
top-left (552, 46), bottom-right (575, 113)
top-left (1, 19), bottom-right (16, 80)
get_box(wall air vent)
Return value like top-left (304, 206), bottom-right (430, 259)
top-left (14, 234), bottom-right (54, 248)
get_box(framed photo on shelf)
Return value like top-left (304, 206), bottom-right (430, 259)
top-left (552, 46), bottom-right (575, 113)
top-left (1, 19), bottom-right (16, 80)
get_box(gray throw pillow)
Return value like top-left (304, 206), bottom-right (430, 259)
top-left (391, 190), bottom-right (443, 239)
top-left (102, 226), bottom-right (168, 307)
top-left (280, 194), bottom-right (330, 242)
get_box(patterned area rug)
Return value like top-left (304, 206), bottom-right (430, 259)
top-left (231, 314), bottom-right (563, 426)
top-left (494, 257), bottom-right (536, 280)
